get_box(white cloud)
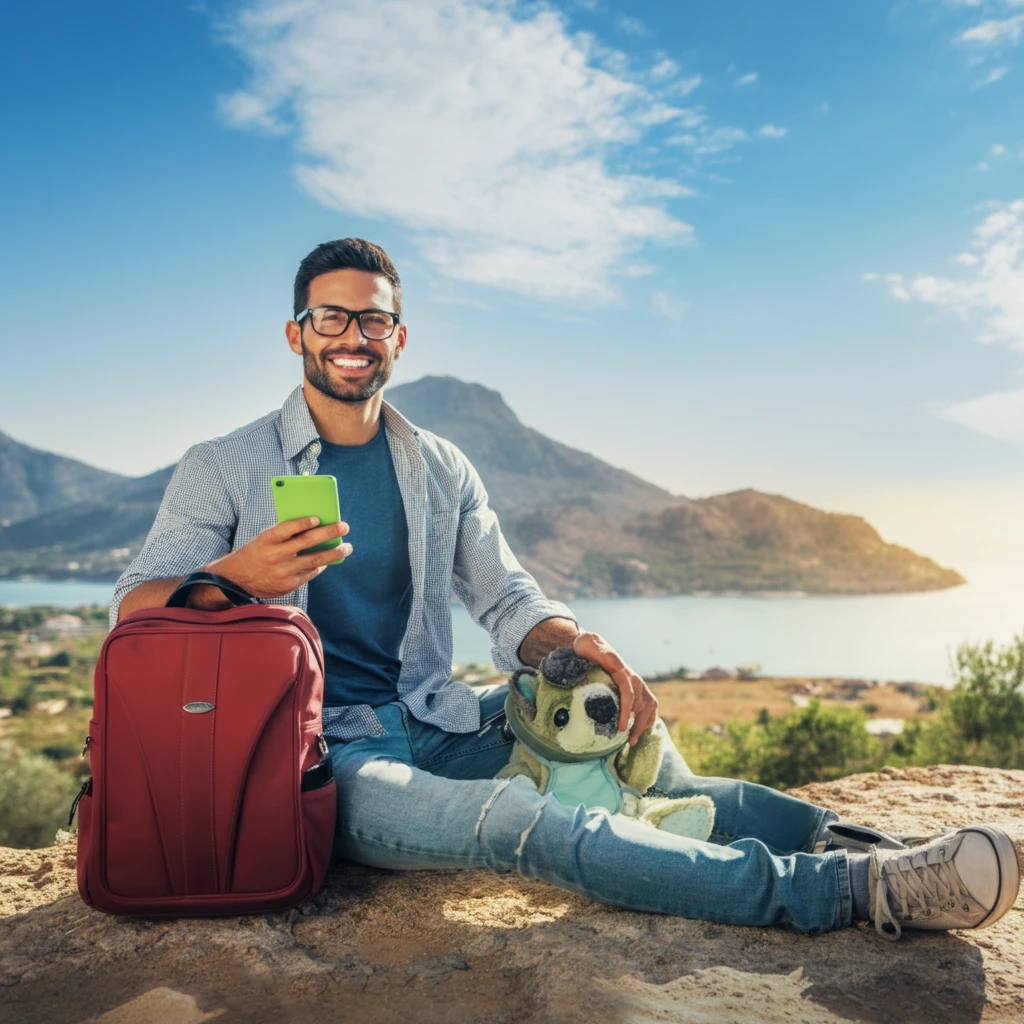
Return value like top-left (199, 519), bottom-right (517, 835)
top-left (669, 124), bottom-right (749, 154)
top-left (943, 388), bottom-right (1024, 445)
top-left (675, 108), bottom-right (707, 129)
top-left (872, 199), bottom-right (1024, 444)
top-left (990, 142), bottom-right (1008, 156)
top-left (977, 160), bottom-right (992, 171)
top-left (616, 15), bottom-right (649, 37)
top-left (885, 273), bottom-right (911, 301)
top-left (900, 199), bottom-right (1024, 349)
top-left (818, 101), bottom-right (830, 114)
top-left (669, 116), bottom-right (786, 153)
top-left (862, 271), bottom-right (879, 281)
top-left (651, 58), bottom-right (680, 80)
top-left (735, 72), bottom-right (759, 86)
top-left (959, 14), bottom-right (1024, 45)
top-left (652, 290), bottom-right (689, 332)
top-left (218, 0), bottom-right (698, 301)
top-left (666, 74), bottom-right (703, 96)
top-left (217, 91), bottom-right (284, 134)
top-left (977, 64), bottom-right (1010, 84)
top-left (952, 2), bottom-right (1024, 80)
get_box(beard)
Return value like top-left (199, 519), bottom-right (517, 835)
top-left (301, 339), bottom-right (393, 404)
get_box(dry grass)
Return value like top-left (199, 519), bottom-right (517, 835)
top-left (651, 676), bottom-right (933, 728)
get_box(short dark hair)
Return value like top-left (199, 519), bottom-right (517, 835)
top-left (293, 238), bottom-right (403, 319)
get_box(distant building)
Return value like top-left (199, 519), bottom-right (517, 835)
top-left (866, 718), bottom-right (905, 737)
top-left (701, 667), bottom-right (733, 681)
top-left (34, 699), bottom-right (68, 716)
top-left (42, 614), bottom-right (89, 634)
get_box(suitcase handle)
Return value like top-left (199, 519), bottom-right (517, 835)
top-left (166, 571), bottom-right (257, 608)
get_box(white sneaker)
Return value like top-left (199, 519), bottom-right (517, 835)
top-left (870, 825), bottom-right (1021, 941)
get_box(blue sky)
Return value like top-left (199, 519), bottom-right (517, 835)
top-left (1, 0), bottom-right (1022, 564)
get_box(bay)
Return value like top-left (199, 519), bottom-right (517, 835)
top-left (3, 561), bottom-right (1021, 685)
top-left (452, 561), bottom-right (1024, 685)
top-left (0, 580), bottom-right (118, 609)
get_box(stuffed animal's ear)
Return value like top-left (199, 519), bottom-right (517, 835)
top-left (510, 668), bottom-right (539, 720)
top-left (539, 647), bottom-right (590, 689)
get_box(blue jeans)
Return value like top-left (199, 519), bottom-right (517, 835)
top-left (329, 683), bottom-right (853, 933)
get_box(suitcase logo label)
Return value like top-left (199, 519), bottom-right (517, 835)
top-left (183, 702), bottom-right (215, 714)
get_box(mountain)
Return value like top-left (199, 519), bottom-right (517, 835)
top-left (0, 465), bottom-right (176, 580)
top-left (385, 377), bottom-right (676, 518)
top-left (0, 378), bottom-right (965, 596)
top-left (0, 429), bottom-right (128, 525)
top-left (386, 378), bottom-right (963, 597)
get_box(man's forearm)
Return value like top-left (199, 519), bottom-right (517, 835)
top-left (115, 578), bottom-right (234, 622)
top-left (517, 616), bottom-right (580, 667)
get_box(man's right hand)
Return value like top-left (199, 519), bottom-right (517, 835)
top-left (189, 517), bottom-right (352, 610)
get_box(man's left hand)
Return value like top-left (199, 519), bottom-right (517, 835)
top-left (571, 631), bottom-right (658, 746)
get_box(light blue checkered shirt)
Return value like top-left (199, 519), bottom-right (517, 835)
top-left (110, 386), bottom-right (575, 741)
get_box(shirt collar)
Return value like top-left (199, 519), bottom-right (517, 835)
top-left (279, 384), bottom-right (420, 460)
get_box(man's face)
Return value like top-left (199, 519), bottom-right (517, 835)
top-left (286, 268), bottom-right (406, 404)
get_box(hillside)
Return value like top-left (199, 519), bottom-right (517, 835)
top-left (0, 377), bottom-right (964, 596)
top-left (0, 430), bottom-right (126, 525)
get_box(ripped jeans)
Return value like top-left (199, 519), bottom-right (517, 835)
top-left (329, 683), bottom-right (853, 933)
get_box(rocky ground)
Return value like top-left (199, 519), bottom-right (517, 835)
top-left (1, 764), bottom-right (1022, 1024)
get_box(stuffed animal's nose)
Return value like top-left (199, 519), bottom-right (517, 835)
top-left (584, 693), bottom-right (618, 725)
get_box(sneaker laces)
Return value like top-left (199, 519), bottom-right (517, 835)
top-left (871, 844), bottom-right (962, 941)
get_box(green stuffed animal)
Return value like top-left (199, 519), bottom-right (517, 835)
top-left (498, 647), bottom-right (715, 841)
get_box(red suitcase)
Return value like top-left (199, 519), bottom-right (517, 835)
top-left (71, 572), bottom-right (336, 915)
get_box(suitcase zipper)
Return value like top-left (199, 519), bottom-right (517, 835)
top-left (67, 776), bottom-right (92, 827)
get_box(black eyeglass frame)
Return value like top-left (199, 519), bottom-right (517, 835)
top-left (295, 305), bottom-right (401, 340)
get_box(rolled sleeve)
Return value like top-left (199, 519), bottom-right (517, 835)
top-left (109, 442), bottom-right (238, 626)
top-left (449, 454), bottom-right (575, 671)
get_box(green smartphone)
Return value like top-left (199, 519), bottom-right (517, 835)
top-left (271, 475), bottom-right (345, 565)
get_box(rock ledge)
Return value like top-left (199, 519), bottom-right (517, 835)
top-left (2, 765), bottom-right (1022, 1024)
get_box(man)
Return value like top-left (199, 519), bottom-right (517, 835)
top-left (113, 238), bottom-right (1019, 939)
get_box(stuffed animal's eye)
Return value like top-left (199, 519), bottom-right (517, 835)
top-left (553, 708), bottom-right (570, 727)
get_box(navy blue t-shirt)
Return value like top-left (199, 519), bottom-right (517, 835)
top-left (306, 426), bottom-right (413, 708)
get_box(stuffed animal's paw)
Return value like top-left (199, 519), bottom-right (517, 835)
top-left (639, 795), bottom-right (715, 841)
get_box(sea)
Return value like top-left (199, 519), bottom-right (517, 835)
top-left (2, 560), bottom-right (1021, 686)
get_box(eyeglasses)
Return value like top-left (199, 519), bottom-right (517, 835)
top-left (296, 305), bottom-right (400, 341)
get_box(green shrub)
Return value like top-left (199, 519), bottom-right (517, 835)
top-left (667, 631), bottom-right (1024, 787)
top-left (699, 700), bottom-right (883, 790)
top-left (8, 681), bottom-right (37, 715)
top-left (916, 632), bottom-right (1024, 768)
top-left (0, 741), bottom-right (80, 848)
top-left (672, 723), bottom-right (724, 774)
top-left (40, 742), bottom-right (81, 761)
